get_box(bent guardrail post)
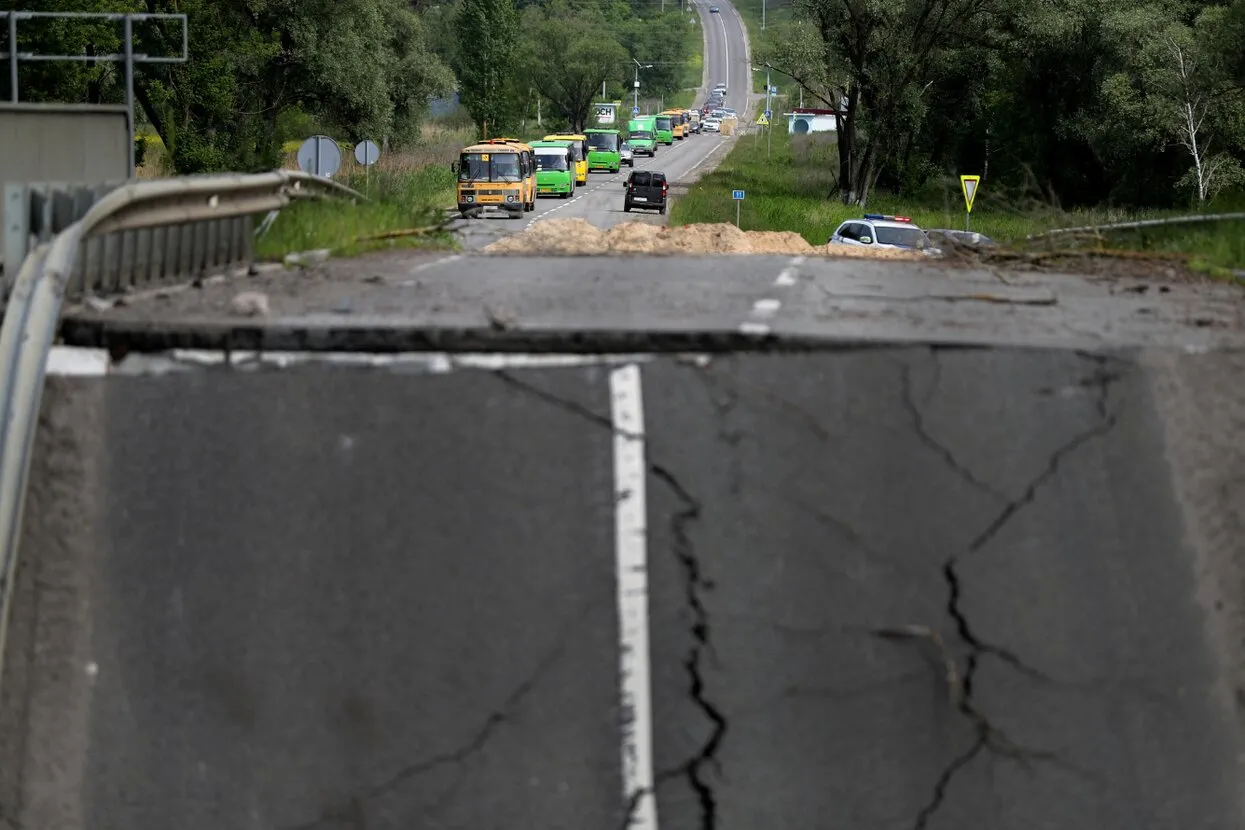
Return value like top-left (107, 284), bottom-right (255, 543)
top-left (0, 171), bottom-right (366, 691)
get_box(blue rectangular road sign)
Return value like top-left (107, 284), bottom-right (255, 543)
top-left (632, 106), bottom-right (640, 115)
top-left (732, 190), bottom-right (745, 200)
top-left (763, 109), bottom-right (772, 119)
top-left (769, 85), bottom-right (778, 94)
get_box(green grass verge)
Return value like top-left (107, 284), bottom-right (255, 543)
top-left (254, 166), bottom-right (458, 260)
top-left (670, 129), bottom-right (1245, 273)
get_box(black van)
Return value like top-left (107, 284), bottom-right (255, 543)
top-left (623, 170), bottom-right (668, 214)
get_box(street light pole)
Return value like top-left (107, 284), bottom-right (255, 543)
top-left (632, 59), bottom-right (652, 116)
top-left (633, 59), bottom-right (640, 113)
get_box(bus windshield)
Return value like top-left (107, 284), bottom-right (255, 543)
top-left (655, 117), bottom-right (672, 130)
top-left (630, 130), bottom-right (654, 140)
top-left (535, 151), bottom-right (569, 171)
top-left (587, 133), bottom-right (619, 151)
top-left (458, 152), bottom-right (522, 182)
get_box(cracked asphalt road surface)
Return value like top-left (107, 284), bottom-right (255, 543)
top-left (5, 344), bottom-right (1244, 830)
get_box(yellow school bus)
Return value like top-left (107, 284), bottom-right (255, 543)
top-left (662, 110), bottom-right (686, 140)
top-left (455, 139), bottom-right (536, 218)
top-left (543, 133), bottom-right (589, 184)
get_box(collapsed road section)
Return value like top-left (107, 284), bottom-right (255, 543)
top-left (2, 343), bottom-right (1243, 830)
top-left (2, 243), bottom-right (1244, 830)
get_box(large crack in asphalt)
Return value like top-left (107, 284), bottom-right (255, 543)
top-left (883, 355), bottom-right (1124, 829)
top-left (650, 464), bottom-right (728, 830)
top-left (898, 359), bottom-right (1011, 504)
top-left (496, 356), bottom-right (1126, 829)
top-left (493, 369), bottom-right (728, 830)
top-left (279, 598), bottom-right (594, 830)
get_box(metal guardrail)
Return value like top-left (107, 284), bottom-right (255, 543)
top-left (0, 169), bottom-right (364, 687)
top-left (4, 180), bottom-right (126, 285)
top-left (1027, 211), bottom-right (1245, 241)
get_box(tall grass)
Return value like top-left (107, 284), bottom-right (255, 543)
top-left (254, 164), bottom-right (459, 259)
top-left (671, 129), bottom-right (1245, 272)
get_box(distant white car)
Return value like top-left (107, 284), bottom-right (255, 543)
top-left (709, 5), bottom-right (720, 11)
top-left (703, 118), bottom-right (721, 132)
top-left (620, 142), bottom-right (635, 167)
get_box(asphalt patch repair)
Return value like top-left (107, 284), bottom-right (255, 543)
top-left (484, 219), bottom-right (924, 259)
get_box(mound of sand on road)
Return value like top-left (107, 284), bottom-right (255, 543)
top-left (484, 219), bottom-right (924, 259)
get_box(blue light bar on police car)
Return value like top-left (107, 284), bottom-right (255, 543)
top-left (863, 213), bottom-right (912, 222)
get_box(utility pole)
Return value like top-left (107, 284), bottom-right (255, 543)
top-left (633, 59), bottom-right (652, 115)
top-left (762, 0), bottom-right (765, 29)
top-left (765, 65), bottom-right (771, 116)
top-left (633, 59), bottom-right (640, 113)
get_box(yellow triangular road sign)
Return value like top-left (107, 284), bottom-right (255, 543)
top-left (960, 175), bottom-right (981, 213)
top-left (756, 114), bottom-right (770, 126)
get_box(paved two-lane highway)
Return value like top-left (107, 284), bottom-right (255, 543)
top-left (451, 0), bottom-right (755, 251)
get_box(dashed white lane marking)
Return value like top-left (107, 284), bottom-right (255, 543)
top-left (609, 363), bottom-right (659, 830)
top-left (737, 255), bottom-right (803, 335)
top-left (400, 254), bottom-right (462, 284)
top-left (751, 297), bottom-right (781, 317)
top-left (774, 255), bottom-right (805, 286)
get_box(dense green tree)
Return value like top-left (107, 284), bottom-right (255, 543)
top-left (519, 3), bottom-right (629, 130)
top-left (758, 0), bottom-right (1245, 207)
top-left (9, 0), bottom-right (451, 173)
top-left (454, 0), bottom-right (522, 137)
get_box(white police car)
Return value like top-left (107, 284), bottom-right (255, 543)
top-left (828, 214), bottom-right (936, 253)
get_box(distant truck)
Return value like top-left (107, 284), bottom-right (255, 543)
top-left (627, 117), bottom-right (658, 156)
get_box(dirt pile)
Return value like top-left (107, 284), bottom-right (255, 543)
top-left (483, 219), bottom-right (925, 259)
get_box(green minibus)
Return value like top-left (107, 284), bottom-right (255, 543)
top-left (627, 117), bottom-right (658, 156)
top-left (584, 129), bottom-right (622, 172)
top-left (530, 140), bottom-right (576, 197)
top-left (654, 114), bottom-right (674, 145)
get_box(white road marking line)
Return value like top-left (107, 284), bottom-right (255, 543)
top-left (738, 321), bottom-right (770, 335)
top-left (752, 297), bottom-right (781, 317)
top-left (683, 140), bottom-right (729, 178)
top-left (45, 346), bottom-right (109, 375)
top-left (609, 364), bottom-right (658, 830)
top-left (100, 351), bottom-right (670, 375)
top-left (400, 254), bottom-right (463, 284)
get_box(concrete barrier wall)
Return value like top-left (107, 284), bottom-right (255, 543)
top-left (0, 104), bottom-right (130, 271)
top-left (2, 347), bottom-right (1244, 829)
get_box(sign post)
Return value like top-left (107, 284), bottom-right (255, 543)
top-left (960, 174), bottom-right (980, 231)
top-left (732, 189), bottom-right (745, 227)
top-left (354, 139), bottom-right (381, 190)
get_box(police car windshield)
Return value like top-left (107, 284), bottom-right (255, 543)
top-left (875, 226), bottom-right (928, 248)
